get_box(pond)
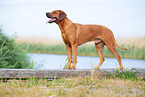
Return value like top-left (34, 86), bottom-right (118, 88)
top-left (28, 53), bottom-right (145, 69)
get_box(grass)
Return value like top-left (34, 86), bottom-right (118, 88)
top-left (17, 42), bottom-right (145, 59)
top-left (0, 29), bottom-right (33, 69)
top-left (0, 75), bottom-right (144, 97)
top-left (109, 69), bottom-right (139, 81)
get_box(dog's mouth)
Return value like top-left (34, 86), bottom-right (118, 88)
top-left (46, 17), bottom-right (57, 24)
top-left (46, 13), bottom-right (57, 23)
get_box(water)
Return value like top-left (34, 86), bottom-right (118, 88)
top-left (28, 53), bottom-right (145, 69)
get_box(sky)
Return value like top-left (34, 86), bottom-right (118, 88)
top-left (0, 0), bottom-right (145, 40)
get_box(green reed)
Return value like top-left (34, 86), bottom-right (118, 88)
top-left (0, 29), bottom-right (33, 69)
top-left (18, 43), bottom-right (145, 59)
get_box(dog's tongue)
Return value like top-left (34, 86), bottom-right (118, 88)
top-left (46, 18), bottom-right (56, 24)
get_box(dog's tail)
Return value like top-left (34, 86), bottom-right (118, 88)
top-left (115, 41), bottom-right (128, 50)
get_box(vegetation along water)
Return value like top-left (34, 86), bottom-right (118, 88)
top-left (16, 40), bottom-right (145, 60)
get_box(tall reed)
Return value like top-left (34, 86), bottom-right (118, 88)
top-left (0, 29), bottom-right (33, 69)
top-left (18, 43), bottom-right (145, 59)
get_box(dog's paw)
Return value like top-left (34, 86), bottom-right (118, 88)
top-left (70, 66), bottom-right (76, 70)
top-left (64, 66), bottom-right (70, 69)
top-left (118, 67), bottom-right (123, 70)
top-left (94, 67), bottom-right (100, 70)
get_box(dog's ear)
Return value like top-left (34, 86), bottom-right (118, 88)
top-left (59, 11), bottom-right (67, 20)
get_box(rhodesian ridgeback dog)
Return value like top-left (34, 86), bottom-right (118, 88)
top-left (46, 10), bottom-right (127, 70)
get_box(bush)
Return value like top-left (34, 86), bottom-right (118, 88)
top-left (0, 29), bottom-right (33, 69)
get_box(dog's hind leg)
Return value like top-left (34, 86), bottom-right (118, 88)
top-left (94, 39), bottom-right (105, 69)
top-left (105, 42), bottom-right (123, 70)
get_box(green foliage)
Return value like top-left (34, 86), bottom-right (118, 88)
top-left (111, 69), bottom-right (138, 81)
top-left (63, 57), bottom-right (69, 69)
top-left (0, 29), bottom-right (32, 68)
top-left (20, 43), bottom-right (67, 55)
top-left (19, 43), bottom-right (145, 59)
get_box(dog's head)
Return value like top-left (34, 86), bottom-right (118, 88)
top-left (46, 10), bottom-right (67, 23)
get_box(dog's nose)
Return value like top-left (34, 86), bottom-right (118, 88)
top-left (46, 13), bottom-right (50, 17)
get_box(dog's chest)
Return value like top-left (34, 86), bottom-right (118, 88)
top-left (61, 31), bottom-right (76, 45)
top-left (61, 32), bottom-right (70, 44)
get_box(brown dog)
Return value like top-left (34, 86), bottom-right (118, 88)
top-left (46, 10), bottom-right (127, 70)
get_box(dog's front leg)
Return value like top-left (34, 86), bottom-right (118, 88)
top-left (71, 44), bottom-right (77, 69)
top-left (65, 45), bottom-right (72, 69)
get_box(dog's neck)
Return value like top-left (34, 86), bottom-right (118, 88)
top-left (57, 17), bottom-right (73, 33)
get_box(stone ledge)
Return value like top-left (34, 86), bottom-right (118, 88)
top-left (0, 69), bottom-right (144, 79)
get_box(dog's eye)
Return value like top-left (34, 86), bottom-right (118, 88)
top-left (53, 11), bottom-right (56, 14)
